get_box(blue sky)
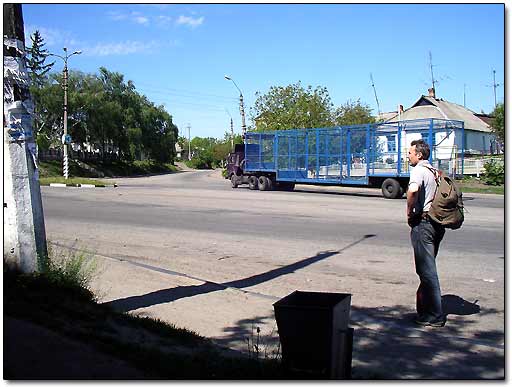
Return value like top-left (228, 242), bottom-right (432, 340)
top-left (23, 3), bottom-right (505, 140)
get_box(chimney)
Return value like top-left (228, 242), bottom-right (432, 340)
top-left (399, 104), bottom-right (404, 113)
top-left (428, 87), bottom-right (436, 98)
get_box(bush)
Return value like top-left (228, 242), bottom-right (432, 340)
top-left (483, 159), bottom-right (504, 186)
top-left (41, 244), bottom-right (98, 293)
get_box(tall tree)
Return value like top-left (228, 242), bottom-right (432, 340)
top-left (250, 82), bottom-right (334, 131)
top-left (26, 30), bottom-right (54, 87)
top-left (26, 30), bottom-right (55, 149)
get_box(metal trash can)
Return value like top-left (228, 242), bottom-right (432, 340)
top-left (273, 291), bottom-right (353, 379)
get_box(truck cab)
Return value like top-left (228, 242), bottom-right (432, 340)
top-left (225, 143), bottom-right (245, 180)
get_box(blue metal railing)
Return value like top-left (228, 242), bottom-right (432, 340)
top-left (245, 118), bottom-right (465, 182)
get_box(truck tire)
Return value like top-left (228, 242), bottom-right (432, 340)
top-left (248, 175), bottom-right (258, 190)
top-left (231, 174), bottom-right (238, 188)
top-left (258, 176), bottom-right (271, 191)
top-left (381, 178), bottom-right (402, 199)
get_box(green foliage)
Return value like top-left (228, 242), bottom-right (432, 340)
top-left (333, 99), bottom-right (375, 126)
top-left (26, 30), bottom-right (55, 86)
top-left (41, 244), bottom-right (98, 293)
top-left (483, 159), bottom-right (504, 186)
top-left (491, 103), bottom-right (504, 148)
top-left (183, 133), bottom-right (237, 169)
top-left (251, 82), bottom-right (334, 131)
top-left (31, 64), bottom-right (178, 164)
top-left (250, 82), bottom-right (376, 136)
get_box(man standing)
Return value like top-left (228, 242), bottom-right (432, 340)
top-left (407, 139), bottom-right (446, 327)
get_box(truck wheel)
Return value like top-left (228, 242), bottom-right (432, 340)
top-left (258, 176), bottom-right (270, 191)
top-left (381, 178), bottom-right (402, 199)
top-left (248, 175), bottom-right (258, 190)
top-left (231, 174), bottom-right (238, 188)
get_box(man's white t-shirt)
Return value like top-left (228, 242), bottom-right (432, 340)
top-left (408, 160), bottom-right (437, 214)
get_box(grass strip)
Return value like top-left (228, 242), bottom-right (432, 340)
top-left (40, 177), bottom-right (110, 187)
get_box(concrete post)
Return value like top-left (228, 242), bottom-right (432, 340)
top-left (3, 4), bottom-right (48, 272)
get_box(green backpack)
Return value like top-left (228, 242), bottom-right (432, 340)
top-left (425, 166), bottom-right (464, 229)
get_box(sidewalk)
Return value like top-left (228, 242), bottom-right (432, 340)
top-left (90, 254), bottom-right (504, 379)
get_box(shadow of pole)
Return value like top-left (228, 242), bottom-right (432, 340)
top-left (104, 234), bottom-right (376, 312)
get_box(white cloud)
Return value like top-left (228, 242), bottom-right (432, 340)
top-left (134, 16), bottom-right (149, 25)
top-left (156, 15), bottom-right (173, 27)
top-left (176, 15), bottom-right (204, 28)
top-left (84, 40), bottom-right (159, 56)
top-left (108, 10), bottom-right (149, 26)
top-left (24, 25), bottom-right (82, 56)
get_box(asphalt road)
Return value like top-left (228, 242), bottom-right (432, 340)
top-left (40, 170), bottom-right (505, 379)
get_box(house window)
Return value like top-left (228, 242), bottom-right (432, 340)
top-left (386, 135), bottom-right (396, 152)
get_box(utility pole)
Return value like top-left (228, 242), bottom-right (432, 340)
top-left (230, 117), bottom-right (234, 151)
top-left (49, 47), bottom-right (82, 179)
top-left (4, 3), bottom-right (47, 272)
top-left (225, 108), bottom-right (234, 151)
top-left (187, 123), bottom-right (191, 160)
top-left (492, 69), bottom-right (502, 109)
top-left (224, 75), bottom-right (247, 139)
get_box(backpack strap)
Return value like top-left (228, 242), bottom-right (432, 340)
top-left (423, 165), bottom-right (440, 206)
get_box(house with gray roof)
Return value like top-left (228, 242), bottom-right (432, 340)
top-left (384, 88), bottom-right (497, 155)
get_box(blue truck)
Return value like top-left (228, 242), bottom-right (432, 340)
top-left (225, 118), bottom-right (465, 199)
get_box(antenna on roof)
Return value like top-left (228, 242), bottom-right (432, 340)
top-left (463, 83), bottom-right (466, 108)
top-left (429, 51), bottom-right (439, 91)
top-left (370, 73), bottom-right (381, 116)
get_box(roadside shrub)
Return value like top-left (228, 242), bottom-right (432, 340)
top-left (42, 244), bottom-right (98, 293)
top-left (483, 159), bottom-right (504, 186)
top-left (222, 168), bottom-right (228, 178)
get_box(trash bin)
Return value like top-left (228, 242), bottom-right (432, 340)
top-left (273, 291), bottom-right (353, 379)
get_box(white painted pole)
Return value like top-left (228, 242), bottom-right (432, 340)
top-left (4, 4), bottom-right (48, 272)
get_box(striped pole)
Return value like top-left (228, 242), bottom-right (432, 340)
top-left (63, 149), bottom-right (69, 179)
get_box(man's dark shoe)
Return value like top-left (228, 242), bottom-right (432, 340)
top-left (415, 315), bottom-right (447, 327)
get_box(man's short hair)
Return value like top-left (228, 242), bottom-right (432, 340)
top-left (411, 139), bottom-right (430, 160)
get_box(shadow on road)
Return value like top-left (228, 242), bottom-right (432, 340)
top-left (214, 302), bottom-right (503, 379)
top-left (104, 235), bottom-right (376, 312)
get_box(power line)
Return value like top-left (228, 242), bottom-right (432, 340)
top-left (135, 82), bottom-right (238, 102)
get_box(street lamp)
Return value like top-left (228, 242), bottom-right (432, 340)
top-left (49, 47), bottom-right (82, 179)
top-left (224, 75), bottom-right (247, 139)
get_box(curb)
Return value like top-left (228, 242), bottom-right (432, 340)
top-left (47, 183), bottom-right (118, 188)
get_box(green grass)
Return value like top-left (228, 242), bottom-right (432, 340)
top-left (39, 159), bottom-right (178, 179)
top-left (456, 178), bottom-right (504, 195)
top-left (39, 177), bottom-right (109, 186)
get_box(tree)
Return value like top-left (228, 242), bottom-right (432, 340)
top-left (333, 99), bottom-right (375, 126)
top-left (26, 31), bottom-right (55, 149)
top-left (491, 103), bottom-right (504, 149)
top-left (31, 66), bottom-right (178, 163)
top-left (250, 82), bottom-right (334, 131)
top-left (26, 30), bottom-right (54, 87)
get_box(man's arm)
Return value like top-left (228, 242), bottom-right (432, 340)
top-left (407, 182), bottom-right (419, 218)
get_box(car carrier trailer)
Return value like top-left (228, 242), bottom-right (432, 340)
top-left (225, 118), bottom-right (465, 199)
